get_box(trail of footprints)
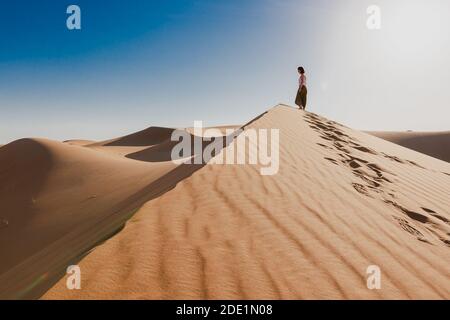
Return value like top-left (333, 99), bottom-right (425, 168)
top-left (304, 113), bottom-right (450, 247)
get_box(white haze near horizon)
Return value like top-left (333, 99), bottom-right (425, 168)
top-left (0, 0), bottom-right (449, 144)
top-left (309, 0), bottom-right (450, 133)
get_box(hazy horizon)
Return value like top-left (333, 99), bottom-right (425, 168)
top-left (1, 0), bottom-right (450, 144)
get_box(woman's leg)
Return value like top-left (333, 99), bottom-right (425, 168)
top-left (301, 87), bottom-right (307, 110)
top-left (295, 89), bottom-right (303, 108)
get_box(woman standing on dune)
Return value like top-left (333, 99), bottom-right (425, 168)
top-left (295, 66), bottom-right (307, 110)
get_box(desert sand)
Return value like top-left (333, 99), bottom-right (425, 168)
top-left (0, 105), bottom-right (449, 299)
top-left (369, 131), bottom-right (450, 163)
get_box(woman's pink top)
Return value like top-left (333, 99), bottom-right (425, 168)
top-left (299, 74), bottom-right (307, 88)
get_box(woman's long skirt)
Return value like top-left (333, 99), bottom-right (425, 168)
top-left (295, 86), bottom-right (307, 109)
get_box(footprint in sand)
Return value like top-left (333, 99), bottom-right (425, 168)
top-left (352, 183), bottom-right (371, 197)
top-left (421, 208), bottom-right (450, 224)
top-left (305, 114), bottom-right (354, 148)
top-left (381, 152), bottom-right (406, 164)
top-left (425, 227), bottom-right (450, 247)
top-left (431, 215), bottom-right (450, 224)
top-left (381, 153), bottom-right (425, 169)
top-left (352, 170), bottom-right (381, 188)
top-left (331, 129), bottom-right (350, 139)
top-left (333, 142), bottom-right (351, 153)
top-left (351, 144), bottom-right (378, 155)
top-left (385, 200), bottom-right (428, 223)
top-left (347, 161), bottom-right (394, 197)
top-left (386, 201), bottom-right (450, 246)
top-left (367, 163), bottom-right (396, 176)
top-left (327, 134), bottom-right (348, 143)
top-left (405, 160), bottom-right (426, 169)
top-left (309, 113), bottom-right (396, 198)
top-left (393, 216), bottom-right (427, 239)
top-left (404, 210), bottom-right (429, 224)
top-left (347, 160), bottom-right (362, 169)
top-left (306, 113), bottom-right (448, 247)
top-left (319, 134), bottom-right (334, 142)
top-left (387, 192), bottom-right (397, 198)
top-left (308, 125), bottom-right (321, 131)
top-left (317, 143), bottom-right (333, 150)
top-left (324, 157), bottom-right (339, 165)
top-left (421, 207), bottom-right (436, 214)
top-left (347, 155), bottom-right (369, 164)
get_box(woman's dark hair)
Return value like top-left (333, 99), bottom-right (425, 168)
top-left (298, 66), bottom-right (305, 74)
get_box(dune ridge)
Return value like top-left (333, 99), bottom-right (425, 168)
top-left (38, 105), bottom-right (450, 300)
top-left (89, 126), bottom-right (175, 147)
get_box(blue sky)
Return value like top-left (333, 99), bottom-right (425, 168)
top-left (1, 0), bottom-right (450, 143)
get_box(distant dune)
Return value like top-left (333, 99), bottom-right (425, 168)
top-left (369, 131), bottom-right (450, 163)
top-left (1, 105), bottom-right (449, 299)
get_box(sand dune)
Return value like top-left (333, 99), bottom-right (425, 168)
top-left (0, 137), bottom-right (180, 299)
top-left (1, 105), bottom-right (449, 299)
top-left (0, 122), bottom-right (235, 299)
top-left (34, 105), bottom-right (449, 300)
top-left (369, 131), bottom-right (450, 163)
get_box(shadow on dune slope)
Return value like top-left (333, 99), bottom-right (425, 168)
top-left (0, 139), bottom-right (54, 272)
